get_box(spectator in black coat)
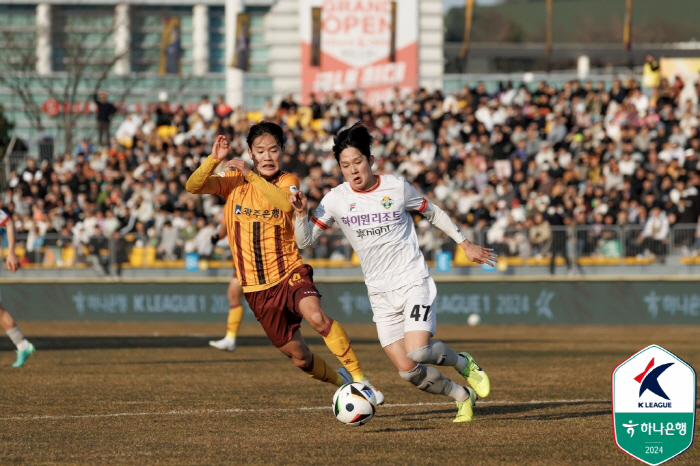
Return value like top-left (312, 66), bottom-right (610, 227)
top-left (94, 91), bottom-right (117, 147)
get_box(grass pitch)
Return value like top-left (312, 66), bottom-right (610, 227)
top-left (1, 323), bottom-right (699, 465)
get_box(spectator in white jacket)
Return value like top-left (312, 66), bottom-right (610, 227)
top-left (638, 205), bottom-right (669, 257)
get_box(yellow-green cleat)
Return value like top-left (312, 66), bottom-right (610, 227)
top-left (12, 342), bottom-right (35, 368)
top-left (453, 387), bottom-right (477, 423)
top-left (458, 352), bottom-right (490, 398)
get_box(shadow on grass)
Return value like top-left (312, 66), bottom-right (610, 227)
top-left (0, 336), bottom-right (365, 351)
top-left (381, 400), bottom-right (611, 422)
top-left (1, 336), bottom-right (265, 350)
top-left (0, 336), bottom-right (543, 351)
top-left (55, 358), bottom-right (283, 367)
top-left (367, 426), bottom-right (437, 433)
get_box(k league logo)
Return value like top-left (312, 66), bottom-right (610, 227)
top-left (635, 358), bottom-right (673, 407)
top-left (612, 345), bottom-right (696, 465)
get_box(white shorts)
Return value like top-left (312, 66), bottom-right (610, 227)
top-left (368, 277), bottom-right (437, 347)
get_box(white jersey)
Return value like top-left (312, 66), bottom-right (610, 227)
top-left (311, 175), bottom-right (429, 293)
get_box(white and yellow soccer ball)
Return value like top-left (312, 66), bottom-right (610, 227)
top-left (332, 382), bottom-right (377, 426)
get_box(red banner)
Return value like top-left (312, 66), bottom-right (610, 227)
top-left (300, 0), bottom-right (418, 107)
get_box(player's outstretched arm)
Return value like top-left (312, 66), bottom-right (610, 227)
top-left (290, 191), bottom-right (325, 249)
top-left (421, 201), bottom-right (497, 267)
top-left (186, 135), bottom-right (229, 194)
top-left (403, 180), bottom-right (497, 266)
top-left (226, 159), bottom-right (294, 213)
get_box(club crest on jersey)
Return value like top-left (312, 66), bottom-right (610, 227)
top-left (235, 205), bottom-right (242, 215)
top-left (381, 196), bottom-right (393, 210)
top-left (349, 203), bottom-right (357, 212)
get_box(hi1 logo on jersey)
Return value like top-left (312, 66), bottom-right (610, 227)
top-left (612, 345), bottom-right (696, 465)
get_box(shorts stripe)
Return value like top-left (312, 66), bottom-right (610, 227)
top-left (274, 225), bottom-right (286, 278)
top-left (252, 221), bottom-right (266, 284)
top-left (234, 222), bottom-right (247, 286)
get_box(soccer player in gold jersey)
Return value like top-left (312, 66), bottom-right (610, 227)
top-left (186, 123), bottom-right (383, 402)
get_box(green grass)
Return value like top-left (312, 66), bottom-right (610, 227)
top-left (1, 323), bottom-right (699, 465)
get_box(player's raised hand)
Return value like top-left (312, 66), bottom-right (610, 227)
top-left (6, 252), bottom-right (19, 272)
top-left (289, 191), bottom-right (308, 217)
top-left (226, 158), bottom-right (251, 176)
top-left (211, 135), bottom-right (230, 161)
top-left (460, 241), bottom-right (498, 267)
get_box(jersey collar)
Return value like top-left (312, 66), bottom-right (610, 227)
top-left (251, 169), bottom-right (283, 184)
top-left (350, 175), bottom-right (381, 193)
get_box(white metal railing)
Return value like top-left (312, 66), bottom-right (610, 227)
top-left (2, 222), bottom-right (699, 275)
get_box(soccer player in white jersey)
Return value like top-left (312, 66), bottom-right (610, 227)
top-left (0, 208), bottom-right (35, 367)
top-left (291, 123), bottom-right (497, 422)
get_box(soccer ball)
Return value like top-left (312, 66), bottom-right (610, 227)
top-left (332, 382), bottom-right (377, 426)
top-left (467, 313), bottom-right (481, 326)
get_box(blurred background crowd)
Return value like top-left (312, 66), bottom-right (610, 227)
top-left (4, 68), bottom-right (700, 274)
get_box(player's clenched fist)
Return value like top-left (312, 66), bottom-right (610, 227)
top-left (289, 191), bottom-right (308, 217)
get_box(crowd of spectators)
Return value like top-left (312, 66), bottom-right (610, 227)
top-left (4, 66), bottom-right (700, 274)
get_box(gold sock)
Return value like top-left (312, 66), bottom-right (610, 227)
top-left (303, 353), bottom-right (343, 387)
top-left (225, 305), bottom-right (244, 339)
top-left (321, 320), bottom-right (366, 382)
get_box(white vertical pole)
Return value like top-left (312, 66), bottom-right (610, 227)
top-left (225, 0), bottom-right (244, 108)
top-left (192, 4), bottom-right (209, 76)
top-left (114, 4), bottom-right (131, 76)
top-left (577, 55), bottom-right (590, 80)
top-left (36, 3), bottom-right (52, 75)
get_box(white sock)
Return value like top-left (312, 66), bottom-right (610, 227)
top-left (455, 354), bottom-right (468, 373)
top-left (401, 365), bottom-right (469, 402)
top-left (448, 382), bottom-right (470, 402)
top-left (356, 378), bottom-right (376, 388)
top-left (6, 326), bottom-right (27, 350)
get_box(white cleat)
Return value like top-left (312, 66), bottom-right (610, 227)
top-left (337, 368), bottom-right (385, 405)
top-left (360, 379), bottom-right (385, 406)
top-left (209, 337), bottom-right (236, 351)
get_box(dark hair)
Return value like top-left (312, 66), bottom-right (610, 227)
top-left (246, 121), bottom-right (284, 148)
top-left (332, 123), bottom-right (373, 162)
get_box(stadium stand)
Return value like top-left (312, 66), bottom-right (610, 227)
top-left (3, 77), bottom-right (700, 274)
